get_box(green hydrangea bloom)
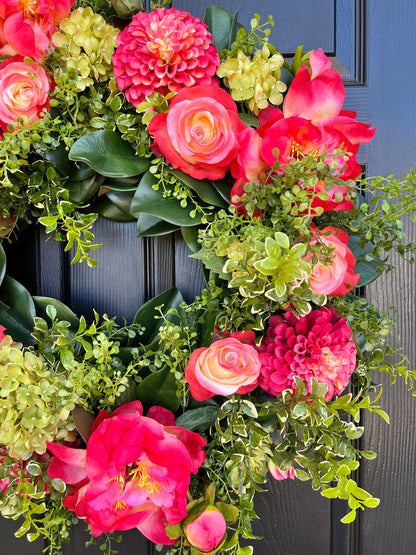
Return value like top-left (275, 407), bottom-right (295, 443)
top-left (0, 338), bottom-right (78, 460)
top-left (52, 7), bottom-right (119, 91)
top-left (217, 45), bottom-right (287, 114)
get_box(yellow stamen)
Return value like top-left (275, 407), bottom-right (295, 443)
top-left (113, 499), bottom-right (127, 511)
top-left (129, 462), bottom-right (162, 495)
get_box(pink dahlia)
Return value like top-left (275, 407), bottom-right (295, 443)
top-left (257, 307), bottom-right (356, 401)
top-left (113, 8), bottom-right (220, 107)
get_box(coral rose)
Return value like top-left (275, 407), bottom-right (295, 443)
top-left (185, 337), bottom-right (261, 401)
top-left (307, 226), bottom-right (360, 296)
top-left (257, 307), bottom-right (357, 401)
top-left (47, 401), bottom-right (206, 543)
top-left (0, 56), bottom-right (51, 130)
top-left (0, 0), bottom-right (74, 60)
top-left (148, 84), bottom-right (246, 180)
top-left (184, 507), bottom-right (227, 552)
top-left (113, 8), bottom-right (219, 106)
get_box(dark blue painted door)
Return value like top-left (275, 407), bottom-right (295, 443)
top-left (2, 1), bottom-right (416, 554)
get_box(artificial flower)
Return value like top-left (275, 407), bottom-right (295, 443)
top-left (268, 461), bottom-right (296, 481)
top-left (0, 55), bottom-right (52, 130)
top-left (307, 226), bottom-right (360, 296)
top-left (0, 0), bottom-right (74, 60)
top-left (47, 401), bottom-right (206, 542)
top-left (149, 84), bottom-right (246, 180)
top-left (113, 7), bottom-right (220, 106)
top-left (257, 307), bottom-right (357, 401)
top-left (185, 337), bottom-right (261, 401)
top-left (184, 507), bottom-right (227, 552)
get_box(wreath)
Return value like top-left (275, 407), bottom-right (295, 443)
top-left (0, 1), bottom-right (416, 554)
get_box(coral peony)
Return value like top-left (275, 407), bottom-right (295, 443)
top-left (113, 8), bottom-right (220, 106)
top-left (307, 226), bottom-right (360, 296)
top-left (0, 0), bottom-right (74, 60)
top-left (185, 507), bottom-right (227, 552)
top-left (0, 55), bottom-right (51, 130)
top-left (257, 307), bottom-right (357, 401)
top-left (185, 337), bottom-right (261, 401)
top-left (149, 84), bottom-right (246, 180)
top-left (47, 401), bottom-right (206, 543)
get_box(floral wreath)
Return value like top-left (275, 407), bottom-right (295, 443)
top-left (0, 1), bottom-right (416, 555)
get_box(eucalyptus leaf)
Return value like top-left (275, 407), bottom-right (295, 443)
top-left (128, 287), bottom-right (184, 346)
top-left (136, 366), bottom-right (180, 413)
top-left (131, 171), bottom-right (204, 226)
top-left (137, 214), bottom-right (180, 237)
top-left (69, 130), bottom-right (150, 178)
top-left (0, 275), bottom-right (35, 344)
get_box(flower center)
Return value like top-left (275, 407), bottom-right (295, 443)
top-left (129, 462), bottom-right (162, 495)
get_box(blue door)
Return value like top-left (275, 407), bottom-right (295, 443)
top-left (2, 1), bottom-right (415, 554)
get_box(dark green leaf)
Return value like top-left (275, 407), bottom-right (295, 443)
top-left (131, 171), bottom-right (204, 226)
top-left (348, 235), bottom-right (382, 287)
top-left (181, 226), bottom-right (201, 253)
top-left (65, 174), bottom-right (103, 204)
top-left (212, 178), bottom-right (233, 203)
top-left (0, 243), bottom-right (6, 287)
top-left (175, 406), bottom-right (219, 431)
top-left (93, 191), bottom-right (136, 222)
top-left (203, 6), bottom-right (241, 52)
top-left (128, 287), bottom-right (184, 346)
top-left (33, 297), bottom-right (80, 332)
top-left (46, 143), bottom-right (96, 181)
top-left (0, 276), bottom-right (35, 344)
top-left (101, 176), bottom-right (140, 191)
top-left (69, 130), bottom-right (150, 178)
top-left (136, 366), bottom-right (180, 413)
top-left (169, 169), bottom-right (228, 208)
top-left (137, 214), bottom-right (179, 237)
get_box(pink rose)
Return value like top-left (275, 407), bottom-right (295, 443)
top-left (307, 226), bottom-right (360, 295)
top-left (0, 56), bottom-right (51, 130)
top-left (148, 85), bottom-right (246, 180)
top-left (185, 337), bottom-right (261, 401)
top-left (185, 507), bottom-right (227, 552)
top-left (47, 401), bottom-right (206, 543)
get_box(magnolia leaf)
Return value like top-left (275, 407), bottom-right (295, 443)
top-left (131, 171), bottom-right (204, 226)
top-left (46, 143), bottom-right (95, 181)
top-left (136, 366), bottom-right (180, 413)
top-left (33, 297), bottom-right (80, 332)
top-left (137, 213), bottom-right (179, 237)
top-left (94, 190), bottom-right (136, 222)
top-left (69, 130), bottom-right (150, 178)
top-left (348, 235), bottom-right (381, 286)
top-left (72, 406), bottom-right (96, 443)
top-left (169, 169), bottom-right (228, 208)
top-left (175, 406), bottom-right (219, 431)
top-left (0, 275), bottom-right (35, 344)
top-left (128, 287), bottom-right (184, 346)
top-left (0, 243), bottom-right (6, 287)
top-left (203, 5), bottom-right (242, 52)
top-left (101, 176), bottom-right (140, 191)
top-left (65, 174), bottom-right (103, 205)
top-left (181, 225), bottom-right (201, 253)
